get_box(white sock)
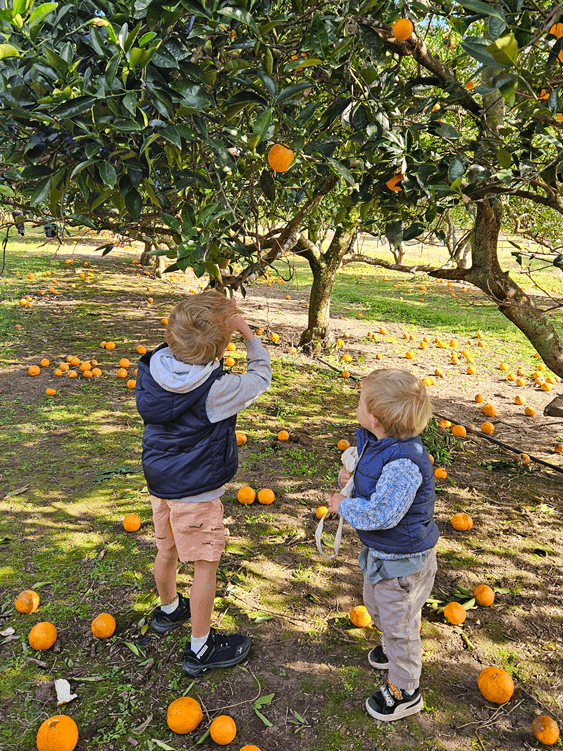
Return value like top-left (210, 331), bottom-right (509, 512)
top-left (191, 632), bottom-right (210, 655)
top-left (160, 596), bottom-right (179, 614)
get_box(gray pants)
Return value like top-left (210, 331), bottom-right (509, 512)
top-left (362, 548), bottom-right (437, 692)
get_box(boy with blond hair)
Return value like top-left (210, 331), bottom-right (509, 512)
top-left (136, 290), bottom-right (271, 677)
top-left (327, 368), bottom-right (438, 721)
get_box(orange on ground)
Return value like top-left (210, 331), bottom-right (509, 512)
top-left (167, 696), bottom-right (204, 734)
top-left (405, 350), bottom-right (415, 359)
top-left (123, 513), bottom-right (141, 532)
top-left (91, 612), bottom-right (116, 639)
top-left (45, 388), bottom-right (57, 396)
top-left (438, 419), bottom-right (451, 429)
top-left (237, 486), bottom-right (256, 504)
top-left (161, 318), bottom-right (168, 325)
top-left (119, 358), bottom-right (131, 368)
top-left (225, 357), bottom-right (235, 367)
top-left (316, 506), bottom-right (329, 519)
top-left (350, 605), bottom-right (372, 627)
top-left (338, 439), bottom-right (350, 451)
top-left (136, 345), bottom-right (147, 354)
top-left (210, 715), bottom-right (237, 745)
top-left (117, 368), bottom-right (128, 378)
top-left (341, 354), bottom-right (352, 363)
top-left (69, 356), bottom-right (80, 367)
top-left (481, 421), bottom-right (495, 435)
top-left (126, 379), bottom-right (136, 389)
top-left (478, 666), bottom-right (514, 704)
top-left (256, 328), bottom-right (264, 336)
top-left (392, 18), bottom-right (414, 40)
top-left (106, 341), bottom-right (116, 350)
top-left (434, 368), bottom-right (443, 377)
top-left (236, 431), bottom-right (247, 446)
top-left (518, 453), bottom-right (532, 464)
top-left (532, 715), bottom-right (559, 745)
top-left (474, 393), bottom-right (485, 403)
top-left (467, 366), bottom-right (476, 375)
top-left (434, 467), bottom-right (447, 480)
top-left (451, 512), bottom-right (473, 531)
top-left (514, 395), bottom-right (525, 405)
top-left (226, 342), bottom-right (236, 351)
top-left (342, 370), bottom-right (351, 378)
top-left (28, 365), bottom-right (41, 376)
top-left (474, 584), bottom-right (495, 606)
top-left (452, 425), bottom-right (466, 438)
top-left (499, 363), bottom-right (508, 371)
top-left (40, 358), bottom-right (50, 367)
top-left (267, 143), bottom-right (294, 173)
top-left (443, 601), bottom-right (466, 625)
top-left (277, 430), bottom-right (289, 441)
top-left (240, 747), bottom-right (263, 751)
top-left (59, 362), bottom-right (69, 371)
top-left (36, 715), bottom-right (78, 751)
top-left (524, 406), bottom-right (536, 416)
top-left (257, 488), bottom-right (275, 505)
top-left (68, 370), bottom-right (78, 379)
top-left (92, 368), bottom-right (102, 377)
top-left (15, 589), bottom-right (40, 614)
top-left (270, 333), bottom-right (280, 343)
top-left (29, 621), bottom-right (57, 650)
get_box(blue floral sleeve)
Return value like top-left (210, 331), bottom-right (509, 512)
top-left (338, 459), bottom-right (422, 531)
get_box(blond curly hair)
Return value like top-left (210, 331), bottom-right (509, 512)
top-left (166, 290), bottom-right (237, 365)
top-left (361, 368), bottom-right (432, 440)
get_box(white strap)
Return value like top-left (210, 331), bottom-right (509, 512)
top-left (315, 512), bottom-right (344, 559)
top-left (315, 473), bottom-right (354, 559)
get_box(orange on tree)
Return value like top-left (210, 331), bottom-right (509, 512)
top-left (451, 512), bottom-right (473, 531)
top-left (337, 439), bottom-right (350, 451)
top-left (29, 622), bottom-right (57, 650)
top-left (257, 488), bottom-right (275, 505)
top-left (91, 612), bottom-right (116, 639)
top-left (532, 715), bottom-right (559, 745)
top-left (478, 666), bottom-right (514, 704)
top-left (473, 584), bottom-right (495, 606)
top-left (123, 513), bottom-right (141, 532)
top-left (36, 715), bottom-right (78, 751)
top-left (15, 589), bottom-right (40, 613)
top-left (392, 18), bottom-right (414, 40)
top-left (277, 430), bottom-right (289, 441)
top-left (167, 696), bottom-right (203, 734)
top-left (210, 715), bottom-right (237, 745)
top-left (237, 486), bottom-right (256, 504)
top-left (236, 431), bottom-right (247, 446)
top-left (350, 605), bottom-right (372, 627)
top-left (443, 601), bottom-right (466, 625)
top-left (267, 143), bottom-right (294, 173)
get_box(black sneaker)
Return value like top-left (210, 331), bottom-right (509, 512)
top-left (150, 593), bottom-right (191, 634)
top-left (182, 628), bottom-right (251, 677)
top-left (366, 681), bottom-right (423, 722)
top-left (368, 637), bottom-right (389, 669)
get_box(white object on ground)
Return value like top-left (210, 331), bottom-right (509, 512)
top-left (55, 678), bottom-right (78, 706)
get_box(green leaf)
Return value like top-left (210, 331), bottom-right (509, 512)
top-left (310, 13), bottom-right (329, 58)
top-left (150, 740), bottom-right (176, 750)
top-left (3, 485), bottom-right (29, 498)
top-left (125, 188), bottom-right (142, 219)
top-left (487, 33), bottom-right (518, 66)
top-left (0, 44), bottom-right (20, 59)
top-left (254, 709), bottom-right (273, 727)
top-left (275, 83), bottom-right (312, 105)
top-left (28, 2), bottom-right (58, 29)
top-left (0, 184), bottom-right (15, 196)
top-left (403, 222), bottom-right (425, 241)
top-left (259, 169), bottom-right (276, 202)
top-left (51, 96), bottom-right (94, 119)
top-left (98, 161), bottom-right (117, 189)
top-left (254, 693), bottom-right (275, 707)
top-left (30, 176), bottom-right (51, 206)
top-left (497, 148), bottom-right (512, 168)
top-left (460, 39), bottom-right (507, 68)
top-left (326, 157), bottom-right (359, 189)
top-left (161, 213), bottom-right (181, 232)
top-left (251, 108), bottom-right (273, 146)
top-left (219, 6), bottom-right (259, 34)
top-left (435, 122), bottom-right (461, 139)
top-left (159, 124), bottom-right (181, 149)
top-left (456, 0), bottom-right (506, 21)
top-left (448, 156), bottom-right (465, 182)
top-left (67, 213), bottom-right (98, 230)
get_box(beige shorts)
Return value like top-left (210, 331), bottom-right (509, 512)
top-left (150, 496), bottom-right (226, 562)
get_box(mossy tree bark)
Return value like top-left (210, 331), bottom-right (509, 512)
top-left (295, 226), bottom-right (357, 349)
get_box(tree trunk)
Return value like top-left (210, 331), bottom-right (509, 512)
top-left (297, 227), bottom-right (356, 349)
top-left (433, 198), bottom-right (563, 377)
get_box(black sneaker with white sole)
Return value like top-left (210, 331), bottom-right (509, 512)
top-left (150, 593), bottom-right (191, 634)
top-left (182, 628), bottom-right (251, 677)
top-left (367, 637), bottom-right (389, 669)
top-left (366, 681), bottom-right (423, 722)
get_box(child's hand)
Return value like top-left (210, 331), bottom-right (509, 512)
top-left (233, 314), bottom-right (255, 340)
top-left (327, 492), bottom-right (344, 515)
top-left (340, 467), bottom-right (352, 485)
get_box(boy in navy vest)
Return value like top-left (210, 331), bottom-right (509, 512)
top-left (136, 290), bottom-right (271, 677)
top-left (327, 368), bottom-right (438, 721)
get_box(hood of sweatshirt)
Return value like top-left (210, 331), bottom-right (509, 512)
top-left (149, 346), bottom-right (220, 393)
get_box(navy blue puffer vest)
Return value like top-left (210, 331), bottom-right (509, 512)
top-left (353, 429), bottom-right (439, 554)
top-left (135, 345), bottom-right (238, 499)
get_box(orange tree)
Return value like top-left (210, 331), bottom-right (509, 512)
top-left (1, 0), bottom-right (563, 372)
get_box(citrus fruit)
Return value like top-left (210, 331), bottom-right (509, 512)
top-left (123, 514), bottom-right (141, 532)
top-left (350, 605), bottom-right (372, 627)
top-left (443, 601), bottom-right (466, 625)
top-left (277, 430), bottom-right (289, 441)
top-left (478, 666), bottom-right (514, 704)
top-left (236, 431), bottom-right (247, 446)
top-left (267, 144), bottom-right (294, 173)
top-left (257, 488), bottom-right (275, 505)
top-left (451, 512), bottom-right (473, 531)
top-left (15, 589), bottom-right (40, 614)
top-left (210, 715), bottom-right (237, 745)
top-left (532, 715), bottom-right (559, 745)
top-left (91, 612), bottom-right (116, 639)
top-left (393, 18), bottom-right (414, 40)
top-left (473, 584), bottom-right (494, 606)
top-left (237, 486), bottom-right (256, 504)
top-left (29, 622), bottom-right (57, 650)
top-left (167, 696), bottom-right (203, 734)
top-left (36, 715), bottom-right (78, 751)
